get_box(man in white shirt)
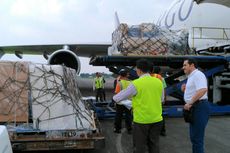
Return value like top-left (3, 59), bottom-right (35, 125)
top-left (182, 58), bottom-right (210, 153)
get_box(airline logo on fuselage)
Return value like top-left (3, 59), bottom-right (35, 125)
top-left (157, 0), bottom-right (193, 29)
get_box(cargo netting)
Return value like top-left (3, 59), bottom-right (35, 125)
top-left (0, 61), bottom-right (95, 132)
top-left (108, 23), bottom-right (192, 56)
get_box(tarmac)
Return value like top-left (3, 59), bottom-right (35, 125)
top-left (88, 116), bottom-right (230, 153)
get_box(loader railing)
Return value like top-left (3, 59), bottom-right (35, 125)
top-left (191, 27), bottom-right (230, 48)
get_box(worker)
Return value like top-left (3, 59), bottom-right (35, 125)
top-left (109, 74), bottom-right (120, 107)
top-left (151, 66), bottom-right (167, 136)
top-left (113, 59), bottom-right (163, 153)
top-left (93, 72), bottom-right (104, 102)
top-left (113, 69), bottom-right (132, 134)
top-left (113, 74), bottom-right (120, 90)
top-left (182, 58), bottom-right (210, 153)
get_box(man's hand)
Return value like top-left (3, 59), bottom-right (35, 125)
top-left (181, 83), bottom-right (186, 92)
top-left (184, 103), bottom-right (192, 110)
top-left (109, 100), bottom-right (115, 107)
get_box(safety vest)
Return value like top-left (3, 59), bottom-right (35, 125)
top-left (95, 77), bottom-right (104, 89)
top-left (151, 73), bottom-right (167, 88)
top-left (120, 80), bottom-right (130, 90)
top-left (132, 75), bottom-right (163, 124)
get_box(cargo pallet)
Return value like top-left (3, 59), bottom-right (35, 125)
top-left (6, 120), bottom-right (105, 152)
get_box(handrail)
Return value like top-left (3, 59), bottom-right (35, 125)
top-left (192, 27), bottom-right (230, 48)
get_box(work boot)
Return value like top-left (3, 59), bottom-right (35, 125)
top-left (160, 131), bottom-right (166, 136)
top-left (126, 127), bottom-right (132, 134)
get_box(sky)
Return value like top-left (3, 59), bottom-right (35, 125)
top-left (0, 0), bottom-right (171, 74)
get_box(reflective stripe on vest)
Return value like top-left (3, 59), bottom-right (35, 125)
top-left (95, 77), bottom-right (103, 89)
top-left (132, 76), bottom-right (163, 124)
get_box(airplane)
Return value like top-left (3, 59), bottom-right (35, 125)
top-left (0, 0), bottom-right (229, 75)
top-left (156, 0), bottom-right (230, 53)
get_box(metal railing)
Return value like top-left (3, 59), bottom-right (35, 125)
top-left (191, 27), bottom-right (230, 48)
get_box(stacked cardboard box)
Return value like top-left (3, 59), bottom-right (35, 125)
top-left (0, 61), bottom-right (29, 123)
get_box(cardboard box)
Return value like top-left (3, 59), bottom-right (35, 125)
top-left (0, 61), bottom-right (29, 123)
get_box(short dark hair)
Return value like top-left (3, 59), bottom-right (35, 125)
top-left (153, 66), bottom-right (161, 74)
top-left (136, 59), bottom-right (151, 73)
top-left (185, 58), bottom-right (198, 68)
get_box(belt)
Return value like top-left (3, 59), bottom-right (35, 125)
top-left (198, 99), bottom-right (208, 102)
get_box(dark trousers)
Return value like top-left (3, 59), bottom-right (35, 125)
top-left (102, 88), bottom-right (106, 101)
top-left (114, 104), bottom-right (132, 131)
top-left (133, 121), bottom-right (162, 153)
top-left (189, 100), bottom-right (210, 153)
top-left (161, 117), bottom-right (166, 133)
top-left (95, 88), bottom-right (103, 102)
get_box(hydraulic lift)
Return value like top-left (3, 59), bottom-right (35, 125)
top-left (89, 55), bottom-right (230, 117)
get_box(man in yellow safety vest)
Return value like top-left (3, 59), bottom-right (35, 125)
top-left (93, 72), bottom-right (105, 102)
top-left (113, 69), bottom-right (132, 134)
top-left (113, 59), bottom-right (163, 153)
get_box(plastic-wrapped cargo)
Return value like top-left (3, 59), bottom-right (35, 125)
top-left (29, 64), bottom-right (95, 131)
top-left (0, 126), bottom-right (13, 153)
top-left (0, 61), bottom-right (105, 151)
top-left (0, 61), bottom-right (95, 131)
top-left (108, 23), bottom-right (192, 56)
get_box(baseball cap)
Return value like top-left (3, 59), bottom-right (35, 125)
top-left (119, 69), bottom-right (128, 77)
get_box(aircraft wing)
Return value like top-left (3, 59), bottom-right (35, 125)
top-left (0, 43), bottom-right (111, 57)
top-left (194, 0), bottom-right (230, 7)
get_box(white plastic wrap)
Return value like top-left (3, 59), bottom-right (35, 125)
top-left (110, 23), bottom-right (191, 56)
top-left (29, 64), bottom-right (95, 131)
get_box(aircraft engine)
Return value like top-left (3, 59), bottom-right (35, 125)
top-left (48, 49), bottom-right (81, 74)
